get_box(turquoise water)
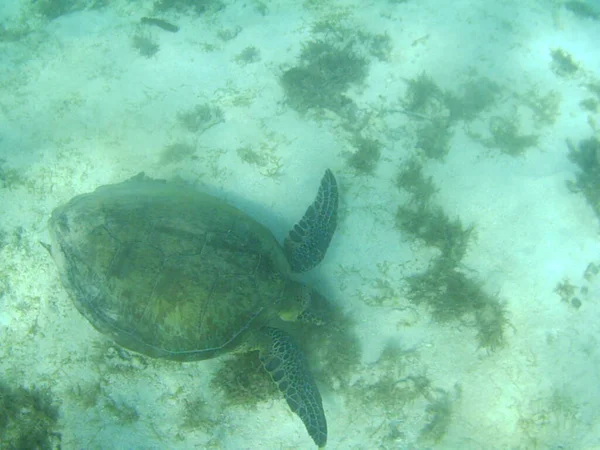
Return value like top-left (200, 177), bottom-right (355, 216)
top-left (1, 0), bottom-right (600, 448)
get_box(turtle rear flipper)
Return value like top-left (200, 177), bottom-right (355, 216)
top-left (258, 327), bottom-right (327, 448)
top-left (284, 169), bottom-right (338, 273)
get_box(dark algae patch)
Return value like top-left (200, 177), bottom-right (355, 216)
top-left (419, 388), bottom-right (460, 445)
top-left (395, 158), bottom-right (509, 350)
top-left (444, 77), bottom-right (500, 122)
top-left (564, 1), bottom-right (600, 20)
top-left (551, 49), bottom-right (580, 77)
top-left (281, 39), bottom-right (368, 115)
top-left (403, 241), bottom-right (509, 350)
top-left (403, 72), bottom-right (443, 115)
top-left (177, 103), bottom-right (224, 133)
top-left (159, 143), bottom-right (196, 165)
top-left (400, 72), bottom-right (500, 122)
top-left (486, 116), bottom-right (539, 156)
top-left (0, 159), bottom-right (25, 190)
top-left (279, 19), bottom-right (396, 128)
top-left (0, 382), bottom-right (61, 449)
top-left (132, 31), bottom-right (159, 57)
top-left (344, 134), bottom-right (382, 175)
top-left (396, 204), bottom-right (473, 263)
top-left (235, 46), bottom-right (261, 65)
top-left (466, 115), bottom-right (539, 157)
top-left (210, 351), bottom-right (280, 407)
top-left (415, 117), bottom-right (453, 160)
top-left (395, 157), bottom-right (437, 204)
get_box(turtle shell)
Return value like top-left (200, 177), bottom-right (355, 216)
top-left (48, 175), bottom-right (292, 361)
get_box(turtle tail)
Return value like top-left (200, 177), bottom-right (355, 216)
top-left (284, 169), bottom-right (338, 273)
top-left (259, 327), bottom-right (327, 448)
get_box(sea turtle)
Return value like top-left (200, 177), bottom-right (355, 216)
top-left (47, 170), bottom-right (338, 447)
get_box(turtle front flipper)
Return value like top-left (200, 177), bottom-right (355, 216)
top-left (284, 169), bottom-right (338, 273)
top-left (258, 327), bottom-right (327, 448)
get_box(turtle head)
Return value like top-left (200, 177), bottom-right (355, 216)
top-left (278, 281), bottom-right (328, 325)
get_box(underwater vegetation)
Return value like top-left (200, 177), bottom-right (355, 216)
top-left (235, 46), bottom-right (261, 65)
top-left (554, 262), bottom-right (600, 309)
top-left (401, 72), bottom-right (498, 119)
top-left (351, 342), bottom-right (459, 446)
top-left (210, 311), bottom-right (361, 410)
top-left (180, 395), bottom-right (219, 432)
top-left (580, 81), bottom-right (600, 111)
top-left (344, 134), bottom-right (382, 175)
top-left (415, 117), bottom-right (453, 160)
top-left (68, 381), bottom-right (103, 411)
top-left (586, 82), bottom-right (600, 103)
top-left (236, 146), bottom-right (269, 167)
top-left (364, 32), bottom-right (393, 62)
top-left (398, 73), bottom-right (507, 160)
top-left (278, 19), bottom-right (393, 130)
top-left (103, 396), bottom-right (139, 424)
top-left (280, 64), bottom-right (355, 115)
top-left (159, 142), bottom-right (196, 165)
top-left (466, 114), bottom-right (539, 157)
top-left (581, 98), bottom-right (598, 113)
top-left (280, 39), bottom-right (368, 116)
top-left (550, 49), bottom-right (580, 78)
top-left (280, 19), bottom-right (394, 125)
top-left (131, 30), bottom-right (159, 58)
top-left (517, 386), bottom-right (581, 449)
top-left (443, 77), bottom-right (500, 122)
top-left (210, 296), bottom-right (359, 410)
top-left (395, 204), bottom-right (473, 263)
top-left (211, 352), bottom-right (278, 407)
top-left (399, 72), bottom-right (557, 159)
top-left (395, 160), bottom-right (472, 261)
top-left (483, 116), bottom-right (539, 156)
top-left (553, 277), bottom-right (584, 309)
top-left (404, 256), bottom-right (509, 350)
top-left (402, 72), bottom-right (444, 116)
top-left (305, 309), bottom-right (362, 390)
top-left (566, 136), bottom-right (600, 220)
top-left (395, 157), bottom-right (438, 204)
top-left (310, 20), bottom-right (392, 62)
top-left (0, 160), bottom-right (25, 190)
top-left (395, 159), bottom-right (509, 350)
top-left (519, 89), bottom-right (562, 127)
top-left (236, 145), bottom-right (283, 178)
top-left (402, 73), bottom-right (500, 123)
top-left (564, 1), bottom-right (600, 20)
top-left (418, 387), bottom-right (459, 444)
top-left (354, 343), bottom-right (431, 411)
top-left (177, 103), bottom-right (224, 133)
top-left (0, 381), bottom-right (61, 449)
top-left (235, 135), bottom-right (283, 178)
top-left (554, 278), bottom-right (577, 303)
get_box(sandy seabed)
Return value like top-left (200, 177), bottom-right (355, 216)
top-left (1, 0), bottom-right (600, 448)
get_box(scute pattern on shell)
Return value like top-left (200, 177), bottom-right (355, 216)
top-left (50, 179), bottom-right (290, 361)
